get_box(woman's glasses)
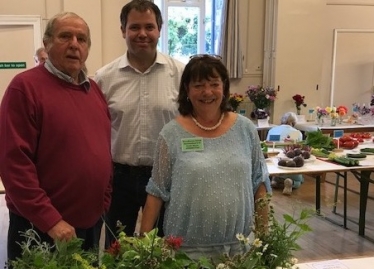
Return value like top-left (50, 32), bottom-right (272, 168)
top-left (189, 54), bottom-right (222, 60)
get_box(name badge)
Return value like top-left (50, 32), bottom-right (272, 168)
top-left (181, 137), bottom-right (204, 151)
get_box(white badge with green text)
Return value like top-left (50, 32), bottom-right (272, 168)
top-left (181, 137), bottom-right (204, 152)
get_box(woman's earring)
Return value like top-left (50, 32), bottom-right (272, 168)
top-left (187, 97), bottom-right (190, 102)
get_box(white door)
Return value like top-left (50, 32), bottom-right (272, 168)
top-left (0, 16), bottom-right (42, 102)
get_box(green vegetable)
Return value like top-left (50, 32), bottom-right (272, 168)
top-left (261, 141), bottom-right (268, 152)
top-left (360, 148), bottom-right (374, 154)
top-left (331, 156), bottom-right (359, 166)
top-left (311, 148), bottom-right (330, 158)
top-left (302, 130), bottom-right (335, 150)
top-left (346, 153), bottom-right (366, 159)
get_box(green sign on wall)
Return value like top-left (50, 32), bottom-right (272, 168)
top-left (0, 62), bottom-right (27, 69)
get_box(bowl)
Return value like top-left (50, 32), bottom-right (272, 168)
top-left (267, 150), bottom-right (280, 157)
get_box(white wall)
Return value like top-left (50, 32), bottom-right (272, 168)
top-left (1, 0), bottom-right (374, 120)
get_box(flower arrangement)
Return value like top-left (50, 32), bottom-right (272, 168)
top-left (246, 85), bottom-right (277, 109)
top-left (337, 105), bottom-right (348, 117)
top-left (229, 93), bottom-right (245, 111)
top-left (10, 196), bottom-right (313, 269)
top-left (352, 103), bottom-right (371, 116)
top-left (292, 94), bottom-right (307, 115)
top-left (315, 106), bottom-right (329, 119)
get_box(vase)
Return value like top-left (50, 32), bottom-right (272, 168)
top-left (330, 117), bottom-right (337, 126)
top-left (317, 116), bottom-right (324, 126)
top-left (251, 107), bottom-right (269, 120)
top-left (338, 116), bottom-right (343, 124)
top-left (296, 108), bottom-right (301, 115)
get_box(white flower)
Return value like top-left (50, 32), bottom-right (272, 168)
top-left (252, 238), bottom-right (263, 248)
top-left (291, 257), bottom-right (299, 264)
top-left (262, 243), bottom-right (269, 252)
top-left (236, 233), bottom-right (245, 241)
top-left (216, 263), bottom-right (229, 269)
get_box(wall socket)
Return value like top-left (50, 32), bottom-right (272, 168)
top-left (255, 65), bottom-right (262, 71)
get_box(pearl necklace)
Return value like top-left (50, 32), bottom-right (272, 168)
top-left (191, 113), bottom-right (225, 131)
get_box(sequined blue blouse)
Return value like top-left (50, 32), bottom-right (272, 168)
top-left (146, 114), bottom-right (271, 247)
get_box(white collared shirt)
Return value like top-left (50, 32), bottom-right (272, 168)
top-left (94, 51), bottom-right (185, 166)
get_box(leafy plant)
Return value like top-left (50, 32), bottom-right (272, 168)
top-left (10, 195), bottom-right (313, 269)
top-left (212, 195), bottom-right (313, 269)
top-left (302, 130), bottom-right (336, 150)
top-left (10, 229), bottom-right (99, 269)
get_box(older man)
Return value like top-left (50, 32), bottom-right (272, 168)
top-left (34, 47), bottom-right (48, 65)
top-left (0, 12), bottom-right (112, 263)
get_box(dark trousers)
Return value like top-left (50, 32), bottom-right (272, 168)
top-left (105, 163), bottom-right (164, 247)
top-left (7, 211), bottom-right (103, 266)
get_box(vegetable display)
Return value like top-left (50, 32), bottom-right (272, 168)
top-left (302, 130), bottom-right (335, 150)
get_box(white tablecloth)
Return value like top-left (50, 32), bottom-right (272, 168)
top-left (296, 256), bottom-right (374, 269)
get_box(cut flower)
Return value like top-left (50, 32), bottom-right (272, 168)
top-left (229, 93), bottom-right (245, 111)
top-left (292, 94), bottom-right (307, 114)
top-left (246, 85), bottom-right (277, 109)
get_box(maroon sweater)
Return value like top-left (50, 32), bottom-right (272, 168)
top-left (0, 66), bottom-right (112, 232)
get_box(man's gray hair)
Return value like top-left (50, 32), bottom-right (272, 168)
top-left (43, 12), bottom-right (91, 48)
top-left (281, 112), bottom-right (297, 125)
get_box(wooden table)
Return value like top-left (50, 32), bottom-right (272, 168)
top-left (266, 146), bottom-right (374, 239)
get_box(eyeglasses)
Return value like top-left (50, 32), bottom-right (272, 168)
top-left (189, 54), bottom-right (222, 60)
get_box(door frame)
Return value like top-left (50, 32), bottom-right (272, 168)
top-left (330, 28), bottom-right (374, 107)
top-left (0, 15), bottom-right (42, 53)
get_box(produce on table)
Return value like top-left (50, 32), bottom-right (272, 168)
top-left (346, 153), bottom-right (366, 159)
top-left (328, 153), bottom-right (360, 166)
top-left (278, 156), bottom-right (304, 167)
top-left (302, 130), bottom-right (335, 150)
top-left (350, 132), bottom-right (372, 139)
top-left (283, 144), bottom-right (311, 159)
top-left (310, 148), bottom-right (330, 158)
top-left (338, 135), bottom-right (359, 149)
top-left (360, 148), bottom-right (374, 154)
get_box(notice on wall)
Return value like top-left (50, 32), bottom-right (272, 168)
top-left (0, 62), bottom-right (26, 69)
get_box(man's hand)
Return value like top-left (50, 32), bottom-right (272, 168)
top-left (47, 220), bottom-right (76, 241)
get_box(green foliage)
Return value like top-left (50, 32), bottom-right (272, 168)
top-left (11, 196), bottom-right (313, 269)
top-left (212, 195), bottom-right (314, 269)
top-left (302, 130), bottom-right (335, 150)
top-left (10, 229), bottom-right (98, 269)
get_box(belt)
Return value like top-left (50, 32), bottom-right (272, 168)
top-left (113, 162), bottom-right (152, 173)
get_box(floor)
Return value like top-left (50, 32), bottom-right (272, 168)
top-left (0, 172), bottom-right (374, 267)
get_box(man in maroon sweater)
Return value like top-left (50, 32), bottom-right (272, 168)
top-left (0, 12), bottom-right (112, 264)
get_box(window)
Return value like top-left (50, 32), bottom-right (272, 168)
top-left (154, 0), bottom-right (223, 63)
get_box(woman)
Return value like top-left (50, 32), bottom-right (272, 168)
top-left (266, 112), bottom-right (304, 195)
top-left (140, 55), bottom-right (271, 260)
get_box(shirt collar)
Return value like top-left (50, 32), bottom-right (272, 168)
top-left (118, 51), bottom-right (167, 72)
top-left (44, 59), bottom-right (91, 91)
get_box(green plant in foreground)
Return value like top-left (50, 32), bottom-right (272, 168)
top-left (10, 195), bottom-right (313, 269)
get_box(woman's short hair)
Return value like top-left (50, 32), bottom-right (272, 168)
top-left (178, 55), bottom-right (232, 116)
top-left (281, 112), bottom-right (298, 125)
